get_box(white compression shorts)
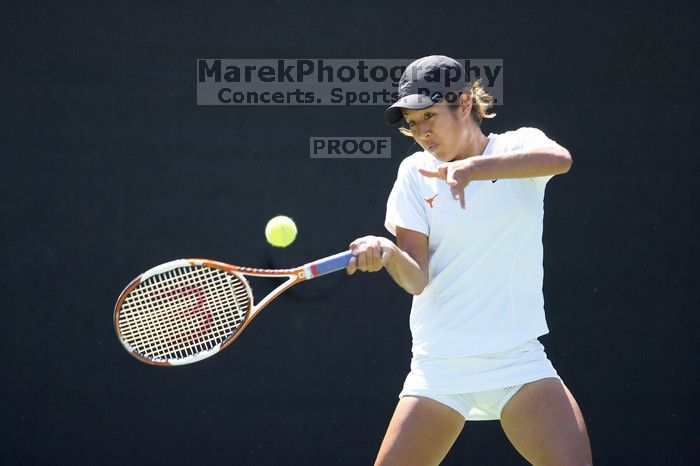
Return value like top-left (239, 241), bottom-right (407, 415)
top-left (399, 339), bottom-right (560, 421)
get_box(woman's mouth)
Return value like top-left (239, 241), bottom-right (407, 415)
top-left (427, 142), bottom-right (439, 152)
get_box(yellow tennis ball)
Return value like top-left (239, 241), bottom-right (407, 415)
top-left (265, 215), bottom-right (297, 247)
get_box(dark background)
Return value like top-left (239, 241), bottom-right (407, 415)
top-left (1, 1), bottom-right (697, 464)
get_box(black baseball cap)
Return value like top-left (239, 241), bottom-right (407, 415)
top-left (385, 55), bottom-right (466, 125)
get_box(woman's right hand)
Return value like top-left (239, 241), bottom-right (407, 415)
top-left (347, 228), bottom-right (429, 295)
top-left (346, 236), bottom-right (395, 275)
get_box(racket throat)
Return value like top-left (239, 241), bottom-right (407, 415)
top-left (253, 275), bottom-right (300, 313)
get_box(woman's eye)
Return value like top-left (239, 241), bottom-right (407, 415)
top-left (425, 113), bottom-right (434, 120)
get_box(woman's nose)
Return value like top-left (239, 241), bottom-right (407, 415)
top-left (415, 121), bottom-right (431, 139)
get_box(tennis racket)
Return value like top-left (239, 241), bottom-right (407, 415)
top-left (114, 250), bottom-right (353, 366)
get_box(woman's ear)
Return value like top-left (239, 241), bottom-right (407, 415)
top-left (459, 93), bottom-right (473, 121)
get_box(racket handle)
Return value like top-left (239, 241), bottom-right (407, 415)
top-left (306, 250), bottom-right (354, 278)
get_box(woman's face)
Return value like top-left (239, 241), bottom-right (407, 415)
top-left (402, 99), bottom-right (474, 162)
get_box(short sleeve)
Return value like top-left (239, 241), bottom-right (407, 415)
top-left (515, 127), bottom-right (560, 195)
top-left (384, 158), bottom-right (429, 237)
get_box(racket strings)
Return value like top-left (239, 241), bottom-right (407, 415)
top-left (117, 266), bottom-right (251, 362)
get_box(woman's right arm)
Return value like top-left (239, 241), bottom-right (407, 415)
top-left (347, 226), bottom-right (429, 296)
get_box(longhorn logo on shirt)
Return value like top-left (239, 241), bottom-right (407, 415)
top-left (424, 193), bottom-right (438, 208)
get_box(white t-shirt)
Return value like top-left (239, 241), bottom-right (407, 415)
top-left (385, 127), bottom-right (559, 358)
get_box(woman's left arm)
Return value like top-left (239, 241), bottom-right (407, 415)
top-left (419, 145), bottom-right (572, 208)
top-left (465, 145), bottom-right (572, 180)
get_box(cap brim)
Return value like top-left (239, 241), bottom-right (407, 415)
top-left (385, 94), bottom-right (435, 125)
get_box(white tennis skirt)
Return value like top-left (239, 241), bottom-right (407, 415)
top-left (399, 338), bottom-right (559, 396)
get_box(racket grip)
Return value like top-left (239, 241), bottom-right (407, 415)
top-left (307, 250), bottom-right (354, 278)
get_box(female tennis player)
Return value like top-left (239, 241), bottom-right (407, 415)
top-left (347, 56), bottom-right (592, 465)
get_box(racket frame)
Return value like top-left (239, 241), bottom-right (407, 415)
top-left (114, 250), bottom-right (352, 366)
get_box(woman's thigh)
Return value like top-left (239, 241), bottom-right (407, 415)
top-left (500, 378), bottom-right (592, 465)
top-left (375, 395), bottom-right (465, 466)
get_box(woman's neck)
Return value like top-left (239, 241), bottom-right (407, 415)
top-left (455, 128), bottom-right (489, 160)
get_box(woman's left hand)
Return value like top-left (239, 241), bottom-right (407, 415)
top-left (418, 159), bottom-right (474, 209)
